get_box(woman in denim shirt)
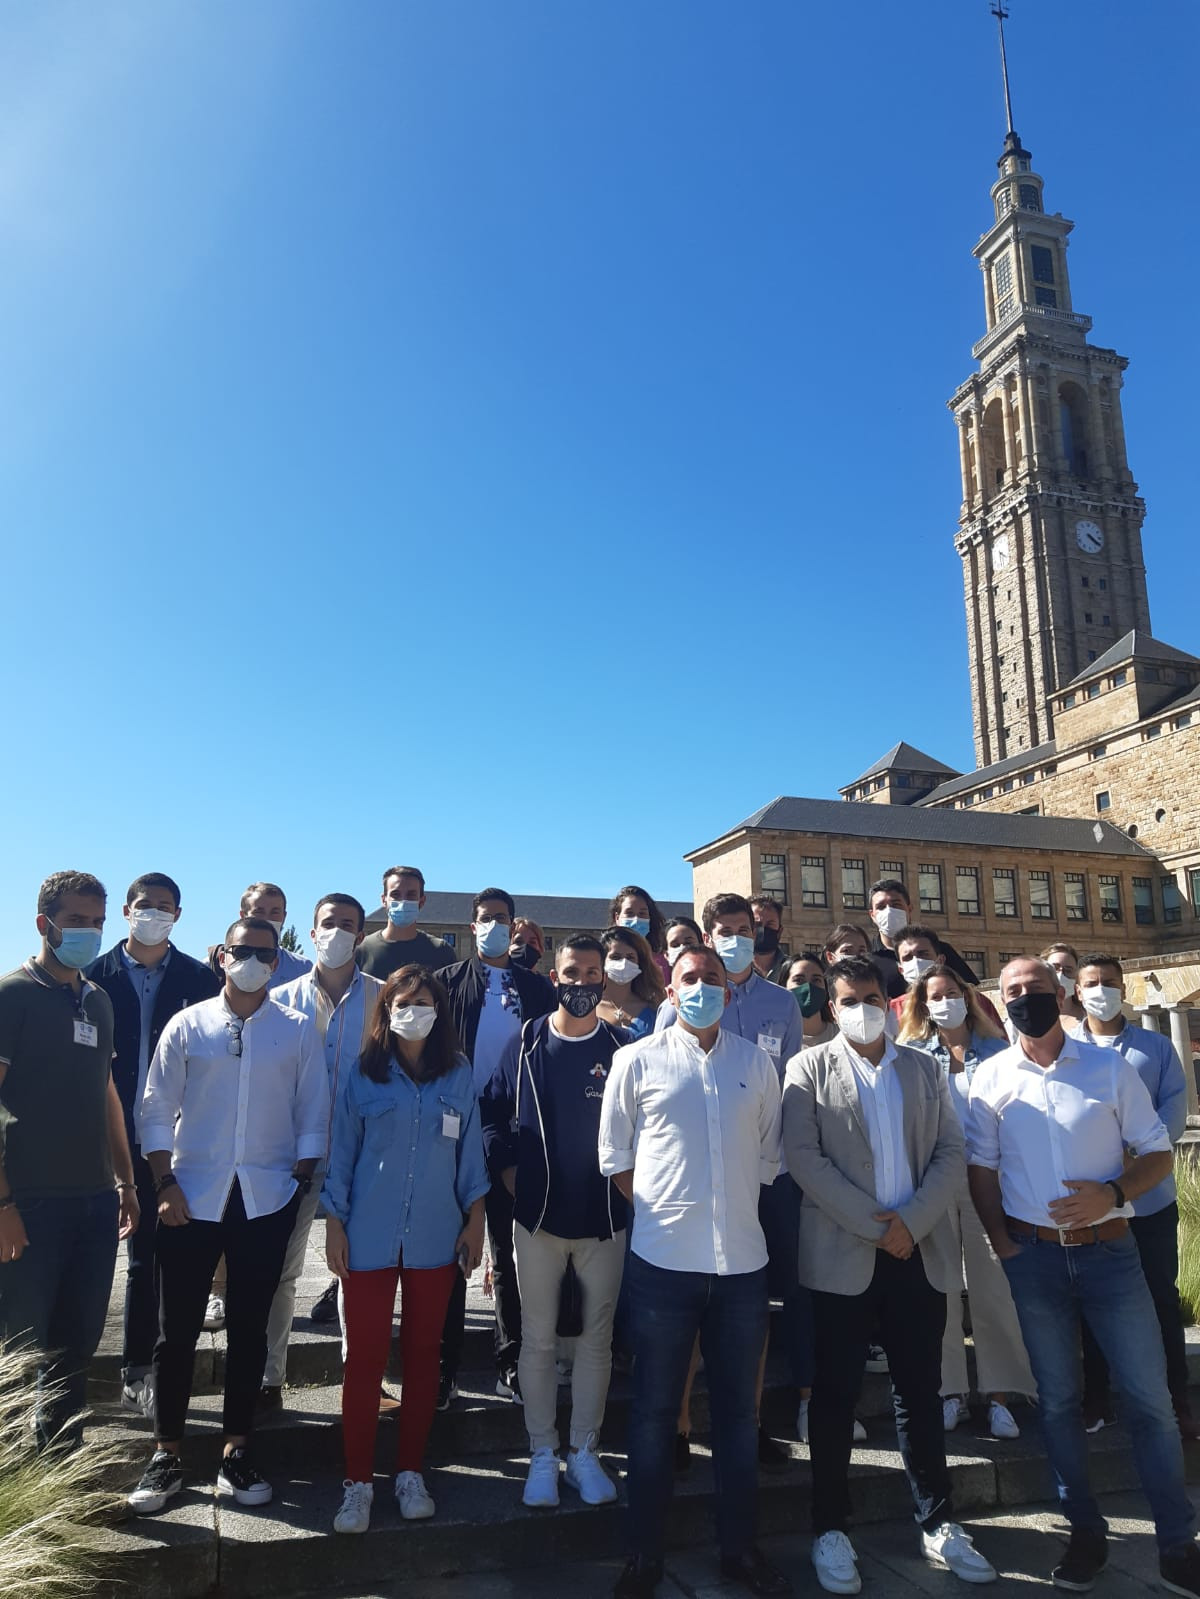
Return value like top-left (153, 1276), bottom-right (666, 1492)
top-left (323, 965), bottom-right (489, 1535)
top-left (596, 927), bottom-right (665, 1040)
top-left (898, 965), bottom-right (1035, 1441)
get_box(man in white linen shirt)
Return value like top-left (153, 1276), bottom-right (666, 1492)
top-left (967, 957), bottom-right (1200, 1598)
top-left (127, 915), bottom-right (328, 1518)
top-left (599, 945), bottom-right (789, 1599)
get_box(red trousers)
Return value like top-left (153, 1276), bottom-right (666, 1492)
top-left (341, 1260), bottom-right (458, 1481)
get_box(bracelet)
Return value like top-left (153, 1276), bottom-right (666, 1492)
top-left (155, 1172), bottom-right (179, 1195)
top-left (116, 1182), bottom-right (136, 1193)
top-left (0, 1195), bottom-right (16, 1212)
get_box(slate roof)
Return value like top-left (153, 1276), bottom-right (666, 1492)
top-left (365, 890), bottom-right (694, 933)
top-left (1066, 630), bottom-right (1200, 686)
top-left (688, 793), bottom-right (1152, 860)
top-left (916, 740), bottom-right (1059, 807)
top-left (849, 741), bottom-right (961, 785)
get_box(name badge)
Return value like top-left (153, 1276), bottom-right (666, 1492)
top-left (757, 1032), bottom-right (781, 1058)
top-left (442, 1111), bottom-right (461, 1140)
top-left (74, 1019), bottom-right (99, 1048)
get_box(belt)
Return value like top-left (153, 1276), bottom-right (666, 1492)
top-left (1005, 1215), bottom-right (1129, 1248)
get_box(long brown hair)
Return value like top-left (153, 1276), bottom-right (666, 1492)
top-left (360, 965), bottom-right (462, 1084)
top-left (897, 963), bottom-right (1004, 1045)
top-left (600, 927), bottom-right (666, 1008)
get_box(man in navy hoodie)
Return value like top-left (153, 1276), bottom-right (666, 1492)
top-left (480, 934), bottom-right (629, 1510)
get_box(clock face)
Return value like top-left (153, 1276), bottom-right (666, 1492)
top-left (1075, 519), bottom-right (1104, 554)
top-left (992, 535), bottom-right (1010, 571)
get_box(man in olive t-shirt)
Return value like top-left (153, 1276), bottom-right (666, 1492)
top-left (356, 864), bottom-right (455, 980)
top-left (0, 871), bottom-right (138, 1448)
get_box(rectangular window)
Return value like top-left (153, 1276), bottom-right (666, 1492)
top-left (956, 867), bottom-right (980, 916)
top-left (1035, 286), bottom-right (1058, 307)
top-left (1021, 771), bottom-right (1035, 785)
top-left (918, 864), bottom-right (943, 915)
top-left (1031, 245), bottom-right (1055, 283)
top-left (1102, 614), bottom-right (1111, 626)
top-left (1099, 875), bottom-right (1122, 923)
top-left (1098, 578), bottom-right (1107, 590)
top-left (994, 255), bottom-right (1013, 297)
top-left (1019, 183), bottom-right (1042, 211)
top-left (443, 931), bottom-right (457, 949)
top-left (1190, 870), bottom-right (1200, 918)
top-left (760, 853), bottom-right (788, 902)
top-left (1162, 876), bottom-right (1183, 924)
top-left (1133, 878), bottom-right (1154, 925)
top-left (1112, 670), bottom-right (1127, 687)
top-left (1086, 680), bottom-right (1100, 698)
top-left (1062, 692), bottom-right (1077, 708)
top-left (801, 856), bottom-right (827, 909)
top-left (993, 869), bottom-right (1017, 919)
top-left (841, 858), bottom-right (866, 910)
top-left (1029, 870), bottom-right (1053, 920)
top-left (1177, 712), bottom-right (1194, 729)
top-left (964, 951), bottom-right (986, 978)
top-left (1145, 725), bottom-right (1162, 740)
top-left (1091, 745), bottom-right (1106, 761)
top-left (1065, 873), bottom-right (1087, 922)
top-left (1095, 791), bottom-right (1110, 812)
top-left (879, 860), bottom-right (904, 882)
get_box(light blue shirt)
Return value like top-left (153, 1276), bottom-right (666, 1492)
top-left (274, 967), bottom-right (383, 1168)
top-left (655, 970), bottom-right (804, 1077)
top-left (120, 942), bottom-right (171, 1142)
top-left (321, 1053), bottom-right (490, 1271)
top-left (269, 944), bottom-right (312, 990)
top-left (907, 1031), bottom-right (1009, 1128)
top-left (839, 1037), bottom-right (915, 1210)
top-left (1071, 1021), bottom-right (1187, 1216)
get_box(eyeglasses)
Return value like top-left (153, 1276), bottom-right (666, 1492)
top-left (226, 1020), bottom-right (244, 1058)
top-left (225, 945), bottom-right (276, 965)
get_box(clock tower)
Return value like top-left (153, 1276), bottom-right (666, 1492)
top-left (950, 9), bottom-right (1151, 767)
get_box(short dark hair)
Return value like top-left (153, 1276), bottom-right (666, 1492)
top-left (224, 915), bottom-right (280, 949)
top-left (1078, 952), bottom-right (1124, 980)
top-left (672, 944), bottom-right (728, 983)
top-left (664, 915), bottom-right (703, 946)
top-left (895, 924), bottom-right (943, 954)
top-left (241, 881), bottom-right (286, 914)
top-left (558, 933), bottom-right (605, 962)
top-left (822, 922), bottom-right (872, 960)
top-left (38, 870), bottom-right (106, 920)
top-left (313, 892), bottom-right (366, 932)
top-left (607, 885), bottom-right (666, 952)
top-left (126, 872), bottom-right (181, 909)
top-left (361, 965), bottom-right (461, 1084)
top-left (748, 896), bottom-right (783, 925)
top-left (701, 892), bottom-right (753, 933)
top-left (473, 886), bottom-right (515, 921)
top-left (383, 865), bottom-right (425, 892)
top-left (868, 878), bottom-right (910, 906)
top-left (826, 955), bottom-right (886, 996)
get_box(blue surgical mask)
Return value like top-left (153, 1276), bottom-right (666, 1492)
top-left (713, 933), bottom-right (754, 975)
top-left (476, 920), bottom-right (511, 958)
top-left (618, 915), bottom-right (650, 939)
top-left (46, 920), bottom-right (103, 970)
top-left (676, 980), bottom-right (726, 1029)
top-left (387, 899), bottom-right (420, 929)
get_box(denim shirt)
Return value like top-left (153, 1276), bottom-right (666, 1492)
top-left (320, 1052), bottom-right (490, 1271)
top-left (909, 1030), bottom-right (1009, 1088)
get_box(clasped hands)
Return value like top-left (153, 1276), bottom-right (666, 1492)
top-left (874, 1210), bottom-right (914, 1259)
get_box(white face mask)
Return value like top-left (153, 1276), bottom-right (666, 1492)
top-left (872, 905), bottom-right (908, 941)
top-left (900, 955), bottom-right (937, 984)
top-left (127, 907), bottom-right (176, 947)
top-left (605, 956), bottom-right (640, 985)
top-left (1081, 985), bottom-right (1124, 1023)
top-left (266, 918), bottom-right (286, 938)
top-left (390, 1004), bottom-right (437, 1041)
top-left (1052, 967), bottom-right (1073, 993)
top-left (666, 943), bottom-right (697, 968)
top-left (836, 1002), bottom-right (887, 1047)
top-left (225, 952), bottom-right (274, 993)
top-left (313, 926), bottom-right (358, 970)
top-left (927, 995), bottom-right (968, 1030)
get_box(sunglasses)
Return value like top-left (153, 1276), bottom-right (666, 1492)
top-left (225, 945), bottom-right (276, 965)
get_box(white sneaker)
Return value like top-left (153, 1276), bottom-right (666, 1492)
top-left (522, 1447), bottom-right (561, 1508)
top-left (813, 1530), bottom-right (862, 1594)
top-left (852, 1418), bottom-right (867, 1443)
top-left (121, 1375), bottom-right (156, 1421)
top-left (944, 1396), bottom-right (968, 1433)
top-left (796, 1398), bottom-right (810, 1443)
top-left (865, 1344), bottom-right (889, 1373)
top-left (564, 1436), bottom-right (616, 1505)
top-left (921, 1522), bottom-right (997, 1584)
top-left (333, 1479), bottom-right (373, 1534)
top-left (988, 1400), bottom-right (1019, 1440)
top-left (203, 1294), bottom-right (226, 1332)
top-left (395, 1470), bottom-right (435, 1520)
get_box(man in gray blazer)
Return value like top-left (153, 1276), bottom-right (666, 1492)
top-left (782, 957), bottom-right (995, 1594)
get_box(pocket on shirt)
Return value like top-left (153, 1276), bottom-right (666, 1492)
top-left (360, 1101), bottom-right (397, 1153)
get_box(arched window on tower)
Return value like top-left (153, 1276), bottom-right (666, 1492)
top-left (1059, 383), bottom-right (1090, 478)
top-left (982, 398), bottom-right (1008, 490)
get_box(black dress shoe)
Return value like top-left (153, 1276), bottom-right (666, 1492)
top-left (1160, 1540), bottom-right (1200, 1598)
top-left (719, 1546), bottom-right (792, 1596)
top-left (613, 1555), bottom-right (663, 1598)
top-left (256, 1385), bottom-right (282, 1413)
top-left (674, 1432), bottom-right (691, 1473)
top-left (1051, 1528), bottom-right (1108, 1591)
top-left (309, 1278), bottom-right (340, 1324)
top-left (757, 1426), bottom-right (790, 1472)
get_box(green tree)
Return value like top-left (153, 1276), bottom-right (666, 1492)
top-left (280, 923), bottom-right (304, 955)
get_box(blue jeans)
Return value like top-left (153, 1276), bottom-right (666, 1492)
top-left (761, 1173), bottom-right (814, 1390)
top-left (0, 1190), bottom-right (119, 1448)
top-left (626, 1251), bottom-right (768, 1563)
top-left (1003, 1227), bottom-right (1196, 1552)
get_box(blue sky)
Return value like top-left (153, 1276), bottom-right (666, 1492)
top-left (0, 1), bottom-right (1195, 968)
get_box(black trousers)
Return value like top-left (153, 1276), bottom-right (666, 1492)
top-left (810, 1249), bottom-right (951, 1535)
top-left (1083, 1202), bottom-right (1190, 1412)
top-left (123, 1149), bottom-right (161, 1381)
top-left (153, 1180), bottom-right (298, 1441)
top-left (485, 1180), bottom-right (522, 1376)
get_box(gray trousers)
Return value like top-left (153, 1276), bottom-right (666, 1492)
top-left (263, 1180), bottom-right (324, 1387)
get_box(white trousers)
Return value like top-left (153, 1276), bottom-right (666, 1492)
top-left (263, 1180), bottom-right (324, 1387)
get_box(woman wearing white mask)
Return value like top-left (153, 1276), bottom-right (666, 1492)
top-left (323, 966), bottom-right (489, 1535)
top-left (898, 965), bottom-right (1034, 1440)
top-left (596, 927), bottom-right (665, 1038)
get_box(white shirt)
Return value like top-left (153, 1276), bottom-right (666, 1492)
top-left (840, 1037), bottom-right (915, 1210)
top-left (472, 964), bottom-right (521, 1085)
top-left (141, 992), bottom-right (329, 1222)
top-left (966, 1032), bottom-right (1171, 1230)
top-left (598, 1023), bottom-right (781, 1276)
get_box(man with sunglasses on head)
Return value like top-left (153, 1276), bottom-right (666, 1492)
top-left (128, 915), bottom-right (328, 1516)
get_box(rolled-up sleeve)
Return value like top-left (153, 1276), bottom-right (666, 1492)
top-left (319, 1075), bottom-right (362, 1226)
top-left (965, 1070), bottom-right (1001, 1170)
top-left (141, 1016), bottom-right (187, 1156)
top-left (454, 1091), bottom-right (491, 1212)
top-left (758, 1056), bottom-right (782, 1185)
top-left (293, 1018), bottom-right (331, 1161)
top-left (1114, 1057), bottom-right (1171, 1155)
top-left (599, 1048), bottom-right (638, 1175)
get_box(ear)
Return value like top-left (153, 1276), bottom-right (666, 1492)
top-left (418, 893), bottom-right (427, 909)
top-left (703, 933), bottom-right (714, 949)
top-left (172, 907), bottom-right (182, 923)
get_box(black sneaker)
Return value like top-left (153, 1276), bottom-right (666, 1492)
top-left (1161, 1541), bottom-right (1200, 1598)
top-left (1051, 1528), bottom-right (1108, 1591)
top-left (719, 1545), bottom-right (793, 1595)
top-left (496, 1368), bottom-right (523, 1404)
top-left (674, 1432), bottom-right (691, 1474)
top-left (310, 1278), bottom-right (340, 1325)
top-left (256, 1385), bottom-right (283, 1413)
top-left (757, 1425), bottom-right (790, 1473)
top-left (127, 1449), bottom-right (184, 1515)
top-left (613, 1556), bottom-right (663, 1598)
top-left (437, 1371), bottom-right (458, 1412)
top-left (216, 1447), bottom-right (273, 1507)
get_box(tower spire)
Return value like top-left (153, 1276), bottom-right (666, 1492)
top-left (991, 3), bottom-right (1016, 137)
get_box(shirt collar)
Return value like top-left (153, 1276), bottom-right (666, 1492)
top-left (670, 1021), bottom-right (724, 1061)
top-left (120, 941), bottom-right (172, 974)
top-left (840, 1033), bottom-right (897, 1075)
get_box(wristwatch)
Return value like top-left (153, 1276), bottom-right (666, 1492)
top-left (292, 1171), bottom-right (313, 1196)
top-left (155, 1172), bottom-right (179, 1195)
top-left (1108, 1179), bottom-right (1127, 1209)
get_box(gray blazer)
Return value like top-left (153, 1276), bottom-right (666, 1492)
top-left (781, 1036), bottom-right (965, 1296)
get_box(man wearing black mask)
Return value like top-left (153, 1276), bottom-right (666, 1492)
top-left (750, 898), bottom-right (788, 986)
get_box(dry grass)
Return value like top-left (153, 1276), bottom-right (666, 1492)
top-left (0, 1341), bottom-right (132, 1596)
top-left (1176, 1149), bottom-right (1200, 1326)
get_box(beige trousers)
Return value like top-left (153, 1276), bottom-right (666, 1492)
top-left (941, 1184), bottom-right (1036, 1400)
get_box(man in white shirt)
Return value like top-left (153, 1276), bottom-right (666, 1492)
top-left (782, 956), bottom-right (993, 1595)
top-left (599, 946), bottom-right (789, 1599)
top-left (127, 916), bottom-right (328, 1517)
top-left (967, 957), bottom-right (1200, 1597)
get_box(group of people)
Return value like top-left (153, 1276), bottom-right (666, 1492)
top-left (0, 865), bottom-right (1198, 1599)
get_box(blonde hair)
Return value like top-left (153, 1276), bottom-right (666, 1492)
top-left (897, 963), bottom-right (1004, 1044)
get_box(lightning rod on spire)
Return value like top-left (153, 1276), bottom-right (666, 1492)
top-left (991, 3), bottom-right (1016, 137)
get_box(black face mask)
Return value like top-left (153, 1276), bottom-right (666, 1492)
top-left (509, 944), bottom-right (541, 971)
top-left (555, 982), bottom-right (604, 1019)
top-left (753, 926), bottom-right (780, 955)
top-left (1005, 990), bottom-right (1061, 1038)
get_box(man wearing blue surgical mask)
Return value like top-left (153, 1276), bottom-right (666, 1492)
top-left (357, 865), bottom-right (455, 981)
top-left (437, 889), bottom-right (555, 1406)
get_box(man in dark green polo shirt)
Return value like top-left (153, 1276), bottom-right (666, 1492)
top-left (0, 870), bottom-right (139, 1448)
top-left (356, 864), bottom-right (456, 980)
